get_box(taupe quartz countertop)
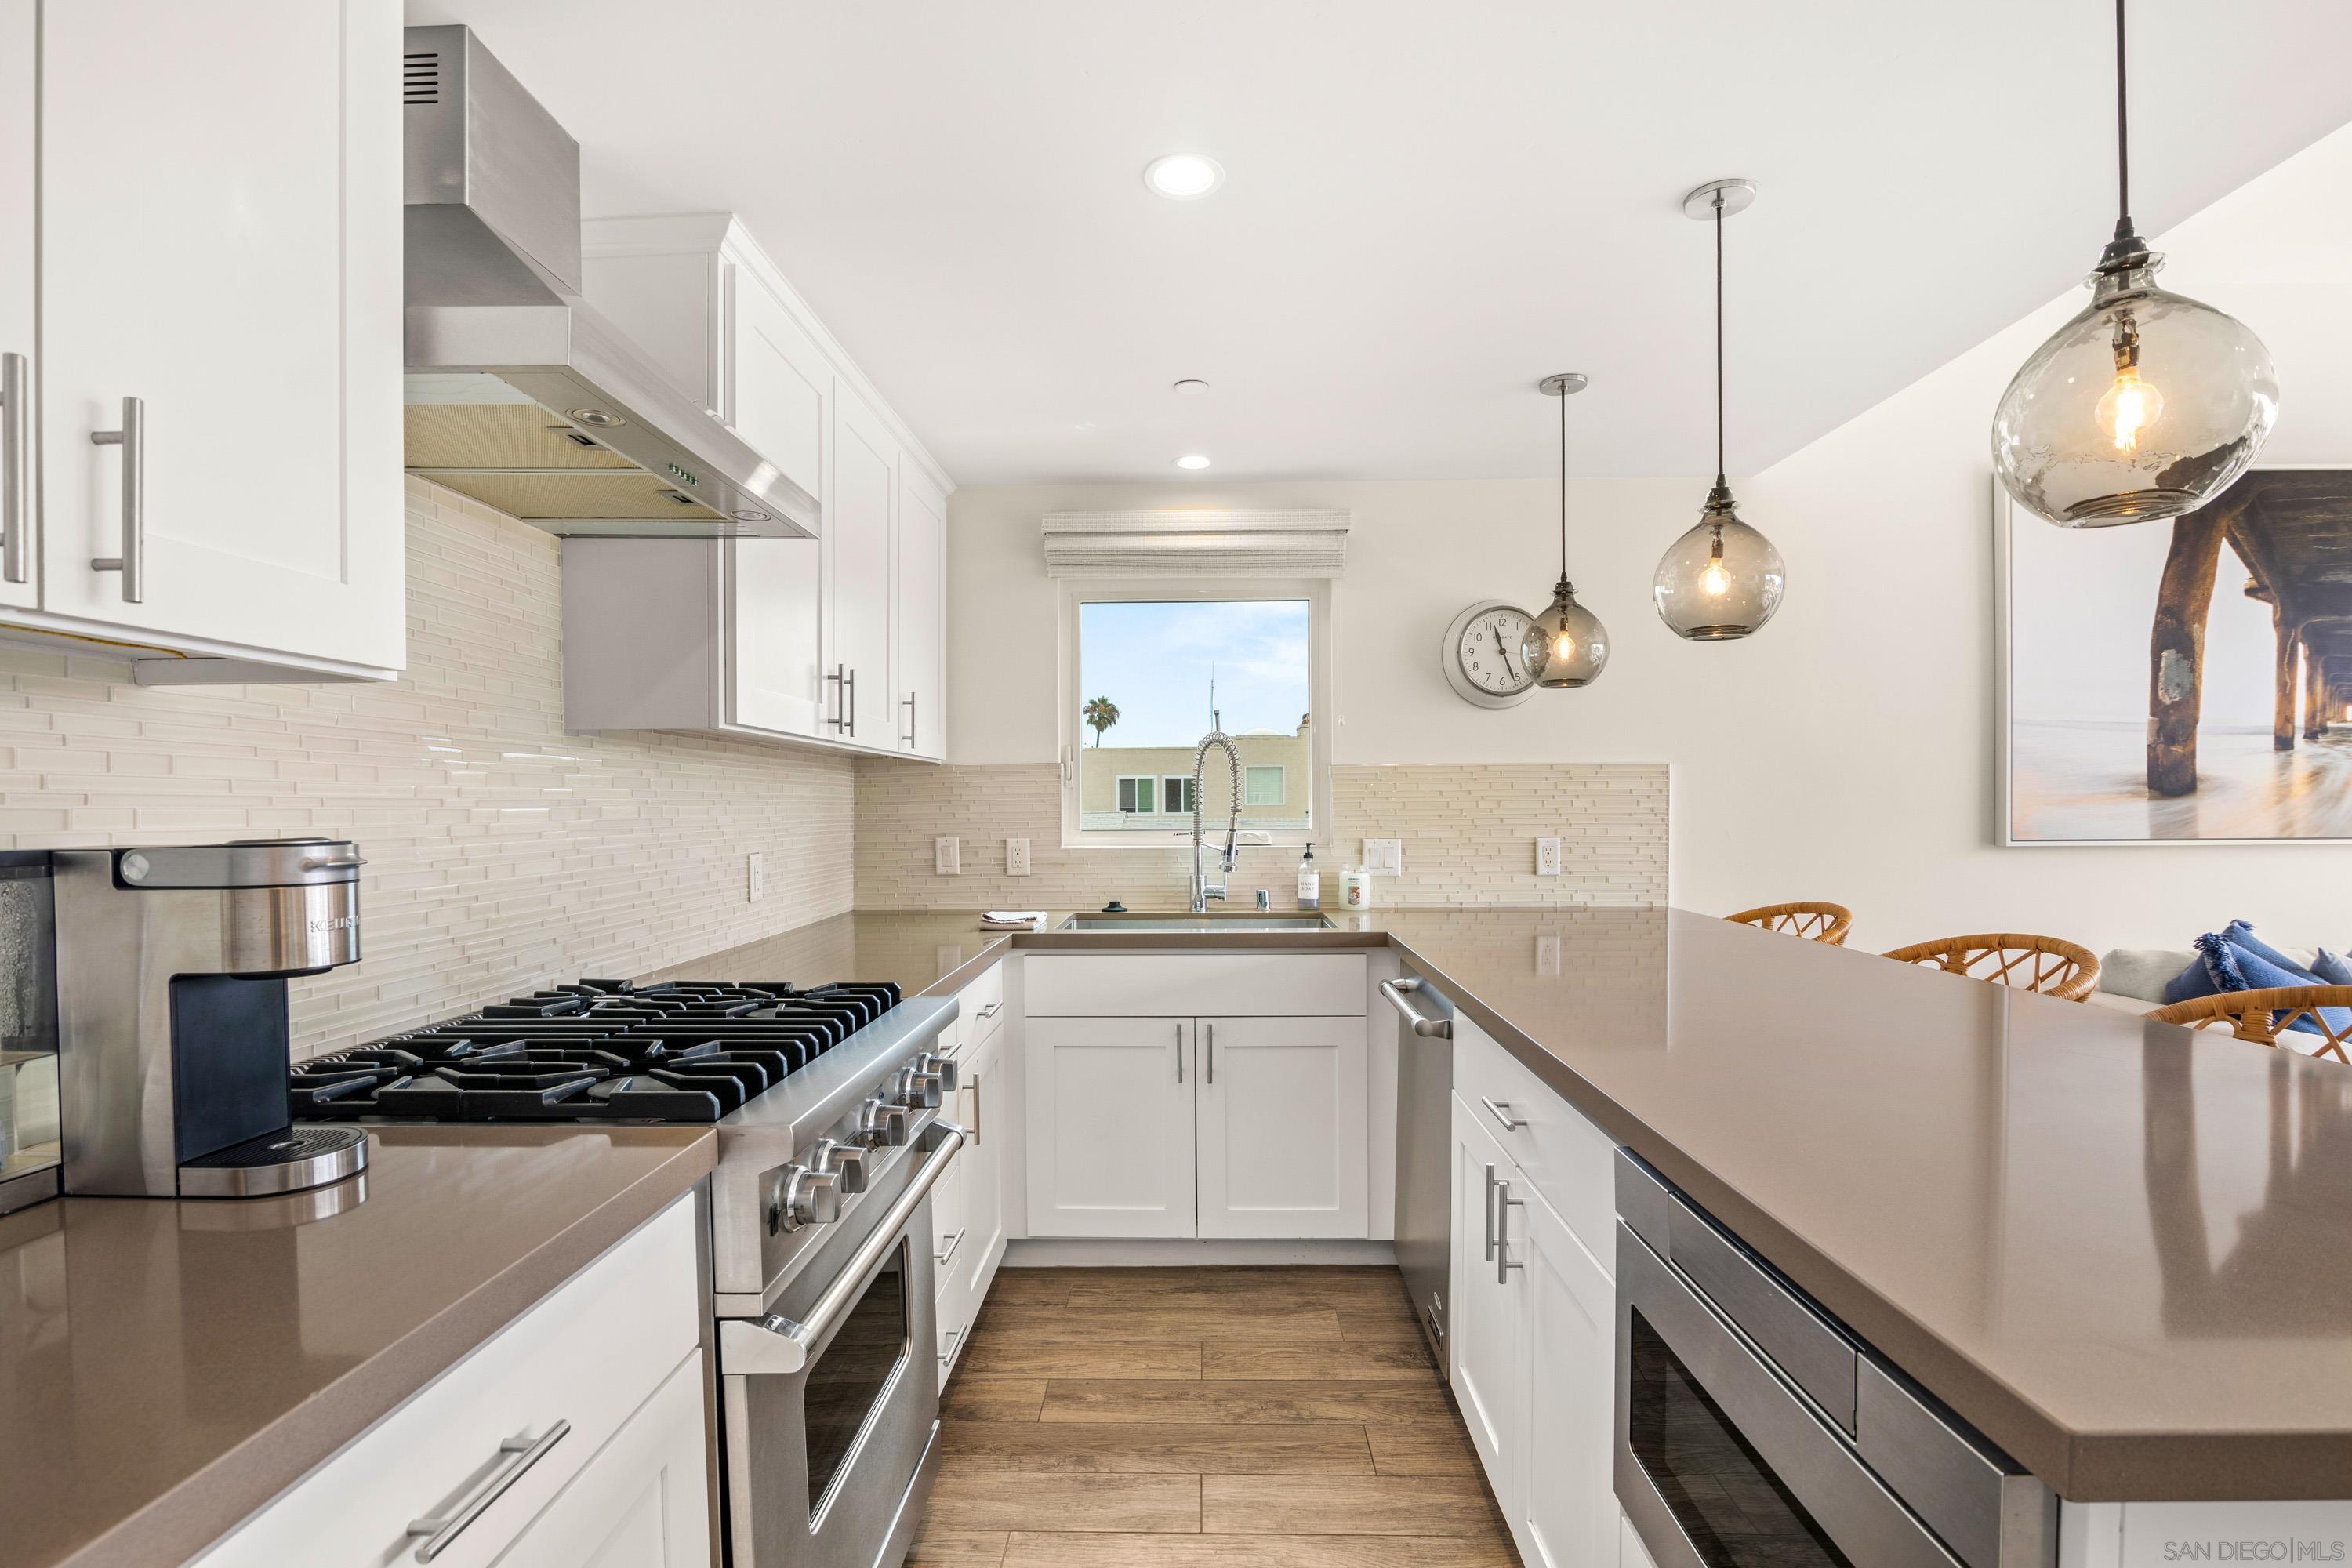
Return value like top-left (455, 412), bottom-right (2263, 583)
top-left (724, 906), bottom-right (2352, 1502)
top-left (0, 1125), bottom-right (714, 1568)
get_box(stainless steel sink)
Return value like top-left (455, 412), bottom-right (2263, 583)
top-left (1058, 913), bottom-right (1335, 932)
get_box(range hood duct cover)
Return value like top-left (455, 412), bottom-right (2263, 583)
top-left (401, 25), bottom-right (816, 539)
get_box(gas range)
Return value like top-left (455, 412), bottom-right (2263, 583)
top-left (292, 979), bottom-right (909, 1124)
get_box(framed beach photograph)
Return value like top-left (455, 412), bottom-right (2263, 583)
top-left (1998, 468), bottom-right (2352, 846)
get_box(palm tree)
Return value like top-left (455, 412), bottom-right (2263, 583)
top-left (1082, 695), bottom-right (1120, 747)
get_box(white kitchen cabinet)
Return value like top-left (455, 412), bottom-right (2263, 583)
top-left (569, 214), bottom-right (950, 757)
top-left (30, 0), bottom-right (405, 678)
top-left (1620, 1511), bottom-right (1659, 1568)
top-left (935, 1012), bottom-right (1008, 1378)
top-left (895, 463), bottom-right (947, 758)
top-left (829, 380), bottom-right (896, 747)
top-left (199, 1195), bottom-right (702, 1568)
top-left (491, 1351), bottom-right (712, 1568)
top-left (1197, 1015), bottom-right (1367, 1239)
top-left (1450, 1078), bottom-right (1621, 1568)
top-left (1025, 1016), bottom-right (1198, 1238)
top-left (1451, 1092), bottom-right (1522, 1500)
top-left (1519, 1178), bottom-right (1617, 1568)
top-left (0, 0), bottom-right (33, 616)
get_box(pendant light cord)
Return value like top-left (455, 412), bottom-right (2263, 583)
top-left (2114, 0), bottom-right (2131, 228)
top-left (1558, 377), bottom-right (1569, 578)
top-left (1714, 193), bottom-right (1726, 487)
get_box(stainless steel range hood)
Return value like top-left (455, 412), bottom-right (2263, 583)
top-left (402, 26), bottom-right (816, 539)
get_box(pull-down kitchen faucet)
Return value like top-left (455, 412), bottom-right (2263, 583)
top-left (1189, 729), bottom-right (1242, 913)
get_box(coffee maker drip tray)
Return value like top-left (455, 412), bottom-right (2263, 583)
top-left (179, 1124), bottom-right (369, 1199)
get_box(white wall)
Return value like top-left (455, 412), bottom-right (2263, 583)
top-left (944, 123), bottom-right (2352, 952)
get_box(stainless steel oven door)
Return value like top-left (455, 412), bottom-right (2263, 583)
top-left (720, 1131), bottom-right (956, 1568)
top-left (1617, 1219), bottom-right (1965, 1568)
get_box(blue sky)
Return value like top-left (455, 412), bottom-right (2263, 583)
top-left (1079, 600), bottom-right (1310, 747)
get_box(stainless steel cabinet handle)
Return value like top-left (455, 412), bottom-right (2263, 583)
top-left (903, 691), bottom-right (917, 749)
top-left (975, 1001), bottom-right (1002, 1021)
top-left (405, 1420), bottom-right (571, 1562)
top-left (1483, 1163), bottom-right (1499, 1261)
top-left (845, 666), bottom-right (858, 735)
top-left (1206, 1022), bottom-right (1216, 1085)
top-left (825, 665), bottom-right (849, 731)
top-left (89, 396), bottom-right (143, 603)
top-left (1, 353), bottom-right (28, 584)
top-left (1496, 1178), bottom-right (1525, 1283)
top-left (1379, 977), bottom-right (1452, 1038)
top-left (935, 1226), bottom-right (967, 1267)
top-left (1174, 1022), bottom-right (1184, 1083)
top-left (967, 1070), bottom-right (981, 1146)
top-left (939, 1325), bottom-right (962, 1365)
top-left (1479, 1095), bottom-right (1526, 1132)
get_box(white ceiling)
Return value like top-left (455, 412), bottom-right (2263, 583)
top-left (407, 0), bottom-right (2352, 485)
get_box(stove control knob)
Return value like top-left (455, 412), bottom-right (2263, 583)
top-left (918, 1054), bottom-right (960, 1094)
top-left (894, 1068), bottom-right (942, 1109)
top-left (857, 1097), bottom-right (909, 1147)
top-left (810, 1137), bottom-right (869, 1195)
top-left (769, 1164), bottom-right (840, 1234)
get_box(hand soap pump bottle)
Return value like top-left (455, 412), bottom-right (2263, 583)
top-left (1295, 844), bottom-right (1320, 911)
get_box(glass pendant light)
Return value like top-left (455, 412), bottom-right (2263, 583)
top-left (1653, 179), bottom-right (1785, 641)
top-left (1991, 0), bottom-right (2277, 527)
top-left (1523, 373), bottom-right (1609, 688)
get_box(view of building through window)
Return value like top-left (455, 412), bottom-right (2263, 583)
top-left (1076, 598), bottom-right (1311, 832)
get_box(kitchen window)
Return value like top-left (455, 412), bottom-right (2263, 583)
top-left (1059, 581), bottom-right (1333, 848)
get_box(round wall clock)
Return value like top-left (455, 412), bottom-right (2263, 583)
top-left (1440, 600), bottom-right (1537, 708)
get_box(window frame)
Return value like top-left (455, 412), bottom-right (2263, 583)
top-left (1058, 577), bottom-right (1337, 851)
top-left (1113, 775), bottom-right (1156, 815)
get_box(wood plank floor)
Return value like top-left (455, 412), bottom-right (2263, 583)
top-left (913, 1265), bottom-right (1521, 1568)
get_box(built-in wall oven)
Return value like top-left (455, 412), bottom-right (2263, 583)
top-left (1614, 1151), bottom-right (2056, 1568)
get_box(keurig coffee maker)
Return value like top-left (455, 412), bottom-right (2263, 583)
top-left (56, 839), bottom-right (369, 1198)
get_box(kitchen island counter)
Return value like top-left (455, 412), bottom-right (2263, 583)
top-left (717, 906), bottom-right (2352, 1503)
top-left (0, 1124), bottom-right (715, 1568)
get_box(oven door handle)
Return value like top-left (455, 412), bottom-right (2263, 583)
top-left (720, 1123), bottom-right (967, 1377)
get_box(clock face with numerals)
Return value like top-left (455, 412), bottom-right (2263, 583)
top-left (1440, 601), bottom-right (1538, 709)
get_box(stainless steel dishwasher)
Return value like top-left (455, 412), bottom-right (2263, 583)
top-left (1381, 973), bottom-right (1455, 1376)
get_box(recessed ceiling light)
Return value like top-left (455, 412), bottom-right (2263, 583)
top-left (1173, 379), bottom-right (1210, 394)
top-left (1174, 454), bottom-right (1213, 470)
top-left (1144, 154), bottom-right (1225, 199)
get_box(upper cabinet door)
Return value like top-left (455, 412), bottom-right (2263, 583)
top-left (829, 381), bottom-right (896, 748)
top-left (0, 0), bottom-right (34, 613)
top-left (38, 0), bottom-right (405, 670)
top-left (895, 463), bottom-right (946, 757)
top-left (729, 269), bottom-right (828, 510)
top-left (1196, 1016), bottom-right (1368, 1240)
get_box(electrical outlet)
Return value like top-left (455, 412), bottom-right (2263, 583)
top-left (1006, 837), bottom-right (1031, 876)
top-left (935, 837), bottom-right (960, 875)
top-left (1536, 837), bottom-right (1564, 876)
top-left (1364, 838), bottom-right (1403, 875)
top-left (746, 851), bottom-right (764, 902)
top-left (1536, 933), bottom-right (1562, 976)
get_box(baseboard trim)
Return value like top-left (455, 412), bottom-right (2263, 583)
top-left (1003, 1237), bottom-right (1399, 1268)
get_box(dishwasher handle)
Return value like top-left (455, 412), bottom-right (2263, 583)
top-left (1380, 977), bottom-right (1453, 1038)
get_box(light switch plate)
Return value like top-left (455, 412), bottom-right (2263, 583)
top-left (935, 837), bottom-right (960, 875)
top-left (1364, 838), bottom-right (1403, 875)
top-left (746, 851), bottom-right (764, 902)
top-left (1006, 837), bottom-right (1032, 876)
top-left (1536, 837), bottom-right (1563, 876)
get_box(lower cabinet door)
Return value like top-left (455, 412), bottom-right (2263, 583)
top-left (1450, 1093), bottom-right (1522, 1516)
top-left (1197, 1015), bottom-right (1368, 1239)
top-left (954, 1025), bottom-right (1008, 1304)
top-left (1025, 1016), bottom-right (1197, 1237)
top-left (494, 1349), bottom-right (711, 1568)
top-left (1517, 1186), bottom-right (1617, 1568)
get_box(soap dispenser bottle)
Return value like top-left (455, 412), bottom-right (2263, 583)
top-left (1295, 843), bottom-right (1320, 911)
